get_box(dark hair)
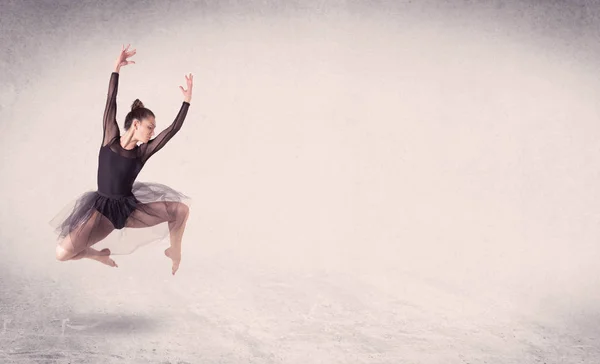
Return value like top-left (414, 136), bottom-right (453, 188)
top-left (124, 99), bottom-right (155, 130)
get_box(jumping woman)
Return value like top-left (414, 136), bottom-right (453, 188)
top-left (51, 44), bottom-right (193, 275)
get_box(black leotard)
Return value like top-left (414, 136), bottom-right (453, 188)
top-left (96, 72), bottom-right (190, 227)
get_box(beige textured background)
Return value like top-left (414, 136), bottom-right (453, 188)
top-left (1, 0), bottom-right (600, 362)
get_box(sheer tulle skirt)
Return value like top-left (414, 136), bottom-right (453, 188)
top-left (49, 181), bottom-right (191, 255)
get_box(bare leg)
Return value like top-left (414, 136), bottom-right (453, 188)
top-left (125, 202), bottom-right (190, 275)
top-left (68, 247), bottom-right (118, 267)
top-left (56, 211), bottom-right (117, 267)
top-left (164, 207), bottom-right (190, 274)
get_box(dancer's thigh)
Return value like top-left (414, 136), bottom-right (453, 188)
top-left (60, 210), bottom-right (115, 253)
top-left (124, 202), bottom-right (175, 228)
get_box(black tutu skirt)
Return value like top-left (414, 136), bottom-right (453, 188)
top-left (49, 181), bottom-right (192, 255)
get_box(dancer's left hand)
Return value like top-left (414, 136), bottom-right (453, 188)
top-left (179, 73), bottom-right (193, 104)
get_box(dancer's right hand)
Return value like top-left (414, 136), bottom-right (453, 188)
top-left (114, 44), bottom-right (136, 72)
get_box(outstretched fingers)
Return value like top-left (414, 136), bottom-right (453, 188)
top-left (185, 73), bottom-right (194, 86)
top-left (117, 44), bottom-right (137, 67)
top-left (180, 73), bottom-right (193, 100)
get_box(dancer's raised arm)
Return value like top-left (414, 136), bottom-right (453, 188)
top-left (102, 44), bottom-right (136, 147)
top-left (140, 73), bottom-right (193, 164)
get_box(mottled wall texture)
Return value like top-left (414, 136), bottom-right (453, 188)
top-left (1, 1), bottom-right (600, 363)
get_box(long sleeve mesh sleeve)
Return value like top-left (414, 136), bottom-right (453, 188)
top-left (139, 101), bottom-right (190, 164)
top-left (102, 72), bottom-right (120, 147)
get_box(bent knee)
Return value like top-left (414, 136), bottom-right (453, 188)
top-left (175, 202), bottom-right (190, 219)
top-left (55, 245), bottom-right (73, 261)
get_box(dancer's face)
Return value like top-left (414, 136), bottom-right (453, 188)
top-left (135, 117), bottom-right (156, 143)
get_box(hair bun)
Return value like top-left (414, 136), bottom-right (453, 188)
top-left (131, 99), bottom-right (145, 111)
